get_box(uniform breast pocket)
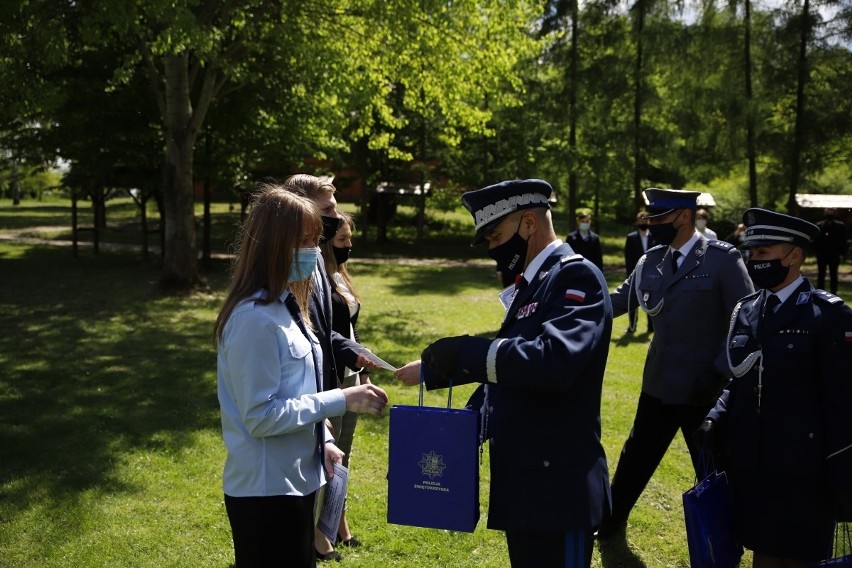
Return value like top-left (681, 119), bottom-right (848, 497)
top-left (279, 325), bottom-right (312, 361)
top-left (641, 276), bottom-right (663, 292)
top-left (729, 334), bottom-right (750, 349)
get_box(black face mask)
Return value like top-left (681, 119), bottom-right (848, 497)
top-left (648, 222), bottom-right (677, 246)
top-left (320, 215), bottom-right (341, 243)
top-left (332, 246), bottom-right (351, 265)
top-left (637, 224), bottom-right (649, 231)
top-left (747, 249), bottom-right (793, 290)
top-left (488, 220), bottom-right (528, 282)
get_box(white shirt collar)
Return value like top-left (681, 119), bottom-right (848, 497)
top-left (671, 230), bottom-right (702, 257)
top-left (772, 275), bottom-right (805, 307)
top-left (522, 239), bottom-right (563, 286)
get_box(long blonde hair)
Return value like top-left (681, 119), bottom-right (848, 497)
top-left (214, 185), bottom-right (321, 344)
top-left (321, 211), bottom-right (361, 306)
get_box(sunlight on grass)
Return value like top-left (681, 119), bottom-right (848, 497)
top-left (2, 197), bottom-right (848, 566)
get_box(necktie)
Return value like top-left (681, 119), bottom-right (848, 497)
top-left (671, 250), bottom-right (681, 273)
top-left (764, 294), bottom-right (781, 319)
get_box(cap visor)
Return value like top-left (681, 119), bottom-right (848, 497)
top-left (643, 208), bottom-right (676, 220)
top-left (471, 218), bottom-right (502, 246)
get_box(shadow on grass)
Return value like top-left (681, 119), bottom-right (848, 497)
top-left (598, 531), bottom-right (649, 567)
top-left (0, 244), bottom-right (225, 543)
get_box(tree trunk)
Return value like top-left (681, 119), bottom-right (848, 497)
top-left (161, 53), bottom-right (199, 292)
top-left (632, 0), bottom-right (646, 211)
top-left (567, 0), bottom-right (579, 222)
top-left (11, 159), bottom-right (20, 206)
top-left (744, 0), bottom-right (758, 207)
top-left (787, 0), bottom-right (810, 214)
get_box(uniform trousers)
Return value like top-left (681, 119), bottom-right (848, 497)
top-left (225, 492), bottom-right (316, 568)
top-left (607, 391), bottom-right (708, 525)
top-left (506, 529), bottom-right (593, 568)
top-left (816, 255), bottom-right (840, 295)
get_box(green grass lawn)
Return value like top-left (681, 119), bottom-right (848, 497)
top-left (1, 198), bottom-right (850, 567)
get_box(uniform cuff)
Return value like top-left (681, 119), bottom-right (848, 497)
top-left (316, 389), bottom-right (347, 418)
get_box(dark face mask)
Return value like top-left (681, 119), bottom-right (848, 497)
top-left (746, 249), bottom-right (793, 290)
top-left (648, 222), bottom-right (677, 246)
top-left (332, 246), bottom-right (351, 265)
top-left (637, 224), bottom-right (649, 231)
top-left (647, 211), bottom-right (685, 246)
top-left (320, 215), bottom-right (341, 243)
top-left (488, 219), bottom-right (528, 281)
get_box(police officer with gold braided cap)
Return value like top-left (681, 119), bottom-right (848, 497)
top-left (600, 188), bottom-right (754, 538)
top-left (395, 179), bottom-right (613, 568)
top-left (695, 208), bottom-right (852, 566)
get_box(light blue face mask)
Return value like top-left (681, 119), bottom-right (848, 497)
top-left (289, 247), bottom-right (320, 282)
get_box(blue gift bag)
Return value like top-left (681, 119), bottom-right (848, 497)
top-left (815, 523), bottom-right (852, 567)
top-left (683, 468), bottom-right (743, 568)
top-left (387, 378), bottom-right (479, 532)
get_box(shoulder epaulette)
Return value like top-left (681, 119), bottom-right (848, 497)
top-left (560, 253), bottom-right (584, 264)
top-left (812, 289), bottom-right (844, 305)
top-left (708, 239), bottom-right (734, 250)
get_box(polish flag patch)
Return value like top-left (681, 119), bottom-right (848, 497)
top-left (845, 331), bottom-right (852, 343)
top-left (564, 289), bottom-right (586, 302)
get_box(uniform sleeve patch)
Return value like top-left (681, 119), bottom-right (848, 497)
top-left (565, 289), bottom-right (586, 302)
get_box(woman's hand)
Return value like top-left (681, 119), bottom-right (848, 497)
top-left (342, 383), bottom-right (389, 416)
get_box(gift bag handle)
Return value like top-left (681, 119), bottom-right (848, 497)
top-left (419, 364), bottom-right (453, 409)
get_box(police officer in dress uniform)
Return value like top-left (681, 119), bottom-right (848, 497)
top-left (598, 188), bottom-right (754, 538)
top-left (695, 208), bottom-right (852, 567)
top-left (395, 179), bottom-right (613, 568)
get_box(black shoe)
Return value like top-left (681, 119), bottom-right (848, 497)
top-left (594, 520), bottom-right (627, 539)
top-left (336, 535), bottom-right (362, 548)
top-left (315, 549), bottom-right (342, 562)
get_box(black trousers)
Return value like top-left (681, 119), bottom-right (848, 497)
top-left (816, 256), bottom-right (840, 294)
top-left (608, 392), bottom-right (709, 525)
top-left (505, 529), bottom-right (593, 568)
top-left (224, 492), bottom-right (316, 568)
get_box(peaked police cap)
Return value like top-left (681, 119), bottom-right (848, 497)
top-left (644, 188), bottom-right (700, 219)
top-left (462, 179), bottom-right (552, 245)
top-left (742, 208), bottom-right (819, 249)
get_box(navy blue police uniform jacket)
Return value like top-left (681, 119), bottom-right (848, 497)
top-left (707, 282), bottom-right (852, 526)
top-left (424, 243), bottom-right (613, 532)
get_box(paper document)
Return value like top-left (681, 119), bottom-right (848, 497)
top-left (359, 349), bottom-right (399, 372)
top-left (318, 463), bottom-right (349, 543)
